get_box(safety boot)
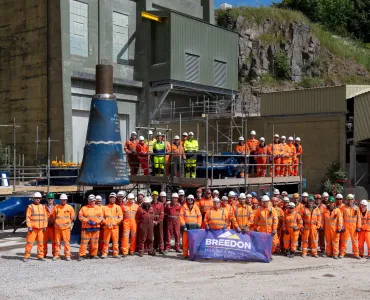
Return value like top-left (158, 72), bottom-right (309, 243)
top-left (175, 249), bottom-right (182, 253)
top-left (333, 256), bottom-right (338, 259)
top-left (289, 251), bottom-right (295, 258)
top-left (338, 255), bottom-right (344, 259)
top-left (52, 256), bottom-right (60, 261)
top-left (77, 256), bottom-right (85, 261)
top-left (66, 257), bottom-right (71, 261)
top-left (313, 254), bottom-right (319, 258)
top-left (38, 257), bottom-right (46, 261)
top-left (285, 250), bottom-right (290, 257)
top-left (92, 256), bottom-right (99, 259)
top-left (354, 255), bottom-right (361, 260)
top-left (149, 251), bottom-right (157, 256)
top-left (100, 255), bottom-right (107, 259)
top-left (138, 253), bottom-right (144, 257)
top-left (301, 254), bottom-right (307, 258)
top-left (23, 258), bottom-right (28, 262)
top-left (159, 250), bottom-right (165, 255)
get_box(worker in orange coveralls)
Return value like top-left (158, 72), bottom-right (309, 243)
top-left (121, 193), bottom-right (139, 257)
top-left (228, 191), bottom-right (238, 207)
top-left (235, 136), bottom-right (249, 178)
top-left (136, 197), bottom-right (156, 257)
top-left (94, 195), bottom-right (104, 254)
top-left (253, 195), bottom-right (279, 254)
top-left (322, 196), bottom-right (343, 259)
top-left (220, 196), bottom-right (233, 229)
top-left (101, 193), bottom-right (123, 259)
top-left (255, 137), bottom-right (271, 177)
top-left (268, 134), bottom-right (283, 177)
top-left (165, 193), bottom-right (182, 253)
top-left (279, 136), bottom-right (288, 176)
top-left (316, 193), bottom-right (327, 253)
top-left (194, 188), bottom-right (202, 207)
top-left (233, 193), bottom-right (254, 233)
top-left (43, 192), bottom-right (56, 258)
top-left (271, 197), bottom-right (284, 253)
top-left (171, 135), bottom-right (186, 177)
top-left (78, 194), bottom-right (103, 260)
top-left (199, 189), bottom-right (213, 224)
top-left (124, 131), bottom-right (139, 175)
top-left (301, 196), bottom-right (321, 258)
top-left (284, 136), bottom-right (296, 176)
top-left (23, 192), bottom-right (47, 262)
top-left (52, 194), bottom-right (75, 261)
top-left (180, 194), bottom-right (202, 258)
top-left (136, 136), bottom-right (149, 175)
top-left (359, 200), bottom-right (370, 258)
top-left (151, 191), bottom-right (165, 255)
top-left (205, 198), bottom-right (238, 230)
top-left (247, 130), bottom-right (259, 176)
top-left (293, 137), bottom-right (303, 176)
top-left (339, 194), bottom-right (361, 259)
top-left (282, 202), bottom-right (303, 258)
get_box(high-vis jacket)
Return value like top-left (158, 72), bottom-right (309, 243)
top-left (204, 207), bottom-right (234, 230)
top-left (78, 205), bottom-right (103, 229)
top-left (124, 139), bottom-right (137, 155)
top-left (235, 143), bottom-right (249, 155)
top-left (253, 207), bottom-right (278, 233)
top-left (342, 205), bottom-right (361, 230)
top-left (282, 211), bottom-right (303, 233)
top-left (26, 204), bottom-right (47, 229)
top-left (233, 204), bottom-right (254, 230)
top-left (360, 210), bottom-right (370, 231)
top-left (102, 204), bottom-right (123, 229)
top-left (184, 139), bottom-right (199, 152)
top-left (153, 141), bottom-right (166, 154)
top-left (247, 139), bottom-right (259, 152)
top-left (199, 197), bottom-right (214, 215)
top-left (52, 204), bottom-right (75, 230)
top-left (301, 207), bottom-right (322, 229)
top-left (179, 204), bottom-right (202, 230)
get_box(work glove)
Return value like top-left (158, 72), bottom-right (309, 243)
top-left (183, 227), bottom-right (188, 232)
top-left (271, 230), bottom-right (277, 236)
top-left (356, 228), bottom-right (361, 233)
top-left (206, 225), bottom-right (210, 231)
top-left (42, 228), bottom-right (46, 232)
top-left (28, 227), bottom-right (33, 232)
top-left (292, 226), bottom-right (299, 231)
top-left (284, 230), bottom-right (289, 235)
top-left (336, 229), bottom-right (341, 233)
top-left (236, 227), bottom-right (241, 233)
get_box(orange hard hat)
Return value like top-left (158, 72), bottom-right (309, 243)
top-left (252, 199), bottom-right (259, 204)
top-left (271, 197), bottom-right (279, 202)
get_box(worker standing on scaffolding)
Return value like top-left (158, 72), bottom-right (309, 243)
top-left (147, 130), bottom-right (156, 175)
top-left (247, 130), bottom-right (259, 176)
top-left (235, 136), bottom-right (249, 178)
top-left (184, 132), bottom-right (199, 178)
top-left (153, 132), bottom-right (166, 176)
top-left (171, 135), bottom-right (185, 177)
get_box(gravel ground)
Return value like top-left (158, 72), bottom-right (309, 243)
top-left (1, 230), bottom-right (369, 300)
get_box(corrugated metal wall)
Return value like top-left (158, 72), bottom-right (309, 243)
top-left (354, 92), bottom-right (370, 143)
top-left (346, 85), bottom-right (370, 99)
top-left (170, 12), bottom-right (238, 91)
top-left (260, 86), bottom-right (347, 116)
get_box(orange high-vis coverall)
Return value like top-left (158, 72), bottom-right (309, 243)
top-left (199, 197), bottom-right (213, 225)
top-left (102, 204), bottom-right (123, 257)
top-left (233, 204), bottom-right (254, 231)
top-left (293, 143), bottom-right (303, 176)
top-left (43, 204), bottom-right (56, 257)
top-left (322, 208), bottom-right (343, 257)
top-left (136, 142), bottom-right (149, 176)
top-left (121, 202), bottom-right (139, 255)
top-left (253, 207), bottom-right (279, 252)
top-left (284, 143), bottom-right (296, 176)
top-left (301, 207), bottom-right (322, 256)
top-left (282, 211), bottom-right (303, 252)
top-left (274, 206), bottom-right (285, 252)
top-left (359, 209), bottom-right (370, 257)
top-left (179, 203), bottom-right (202, 257)
top-left (279, 143), bottom-right (288, 176)
top-left (52, 204), bottom-right (75, 259)
top-left (268, 143), bottom-right (283, 177)
top-left (221, 203), bottom-right (233, 229)
top-left (171, 143), bottom-right (186, 177)
top-left (235, 143), bottom-right (249, 177)
top-left (339, 205), bottom-right (361, 257)
top-left (247, 138), bottom-right (259, 174)
top-left (255, 145), bottom-right (270, 177)
top-left (24, 203), bottom-right (47, 259)
top-left (78, 205), bottom-right (103, 257)
top-left (124, 138), bottom-right (139, 175)
top-left (318, 203), bottom-right (327, 252)
top-left (205, 207), bottom-right (237, 230)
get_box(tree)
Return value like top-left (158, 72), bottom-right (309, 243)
top-left (323, 161), bottom-right (347, 194)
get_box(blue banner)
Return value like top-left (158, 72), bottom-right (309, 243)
top-left (188, 229), bottom-right (272, 263)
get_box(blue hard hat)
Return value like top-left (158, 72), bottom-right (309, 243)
top-left (251, 192), bottom-right (257, 197)
top-left (265, 192), bottom-right (270, 197)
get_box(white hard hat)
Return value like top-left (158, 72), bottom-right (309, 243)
top-left (33, 192), bottom-right (42, 198)
top-left (138, 190), bottom-right (145, 196)
top-left (283, 197), bottom-right (290, 202)
top-left (262, 195), bottom-right (270, 202)
top-left (239, 193), bottom-right (246, 199)
top-left (221, 196), bottom-right (228, 201)
top-left (360, 200), bottom-right (368, 206)
top-left (95, 195), bottom-right (102, 201)
top-left (131, 131), bottom-right (137, 136)
top-left (281, 136), bottom-right (286, 140)
top-left (295, 137), bottom-right (301, 141)
top-left (322, 192), bottom-right (329, 197)
top-left (109, 192), bottom-right (117, 198)
top-left (260, 137), bottom-right (265, 142)
top-left (172, 193), bottom-right (179, 198)
top-left (88, 194), bottom-right (95, 200)
top-left (213, 190), bottom-right (219, 195)
top-left (281, 191), bottom-right (288, 196)
top-left (178, 189), bottom-right (185, 196)
top-left (246, 194), bottom-right (252, 198)
top-left (213, 197), bottom-right (220, 202)
top-left (182, 132), bottom-right (188, 136)
top-left (228, 191), bottom-right (236, 197)
top-left (346, 194), bottom-right (354, 200)
top-left (238, 136), bottom-right (244, 141)
top-left (148, 130), bottom-right (153, 135)
top-left (187, 194), bottom-right (195, 200)
top-left (288, 202), bottom-right (296, 208)
top-left (302, 192), bottom-right (308, 197)
top-left (143, 196), bottom-right (152, 204)
top-left (336, 193), bottom-right (343, 199)
top-left (157, 132), bottom-right (162, 136)
top-left (273, 189), bottom-right (280, 195)
top-left (174, 135), bottom-right (180, 140)
top-left (117, 191), bottom-right (125, 197)
top-left (250, 130), bottom-right (256, 135)
top-left (138, 136), bottom-right (145, 141)
top-left (288, 136), bottom-right (294, 141)
top-left (127, 193), bottom-right (135, 199)
top-left (59, 194), bottom-right (68, 200)
top-left (188, 131), bottom-right (194, 136)
top-left (160, 191), bottom-right (167, 197)
top-left (274, 134), bottom-right (279, 138)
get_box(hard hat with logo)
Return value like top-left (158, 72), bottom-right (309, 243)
top-left (88, 194), bottom-right (95, 201)
top-left (160, 191), bottom-right (167, 197)
top-left (178, 189), bottom-right (185, 196)
top-left (174, 135), bottom-right (180, 140)
top-left (109, 192), bottom-right (117, 198)
top-left (261, 195), bottom-right (270, 202)
top-left (152, 191), bottom-right (159, 196)
top-left (260, 137), bottom-right (265, 142)
top-left (143, 197), bottom-right (152, 204)
top-left (47, 192), bottom-right (55, 199)
top-left (322, 192), bottom-right (329, 197)
top-left (117, 191), bottom-right (125, 197)
top-left (172, 193), bottom-right (179, 198)
top-left (182, 132), bottom-right (188, 136)
top-left (239, 136), bottom-right (244, 141)
top-left (336, 194), bottom-right (343, 199)
top-left (157, 132), bottom-right (162, 136)
top-left (187, 194), bottom-right (195, 200)
top-left (33, 192), bottom-right (42, 198)
top-left (360, 200), bottom-right (368, 206)
top-left (308, 195), bottom-right (314, 201)
top-left (148, 130), bottom-right (153, 135)
top-left (293, 193), bottom-right (300, 199)
top-left (127, 193), bottom-right (135, 199)
top-left (295, 137), bottom-right (301, 141)
top-left (283, 197), bottom-right (290, 202)
top-left (250, 130), bottom-right (256, 135)
top-left (228, 191), bottom-right (236, 197)
top-left (239, 193), bottom-right (246, 199)
top-left (138, 136), bottom-right (145, 141)
top-left (328, 196), bottom-right (335, 203)
top-left (273, 189), bottom-right (280, 195)
top-left (59, 194), bottom-right (68, 200)
top-left (346, 194), bottom-right (354, 200)
top-left (95, 195), bottom-right (102, 201)
top-left (213, 197), bottom-right (220, 202)
top-left (288, 202), bottom-right (296, 208)
top-left (302, 192), bottom-right (308, 197)
top-left (188, 131), bottom-right (194, 136)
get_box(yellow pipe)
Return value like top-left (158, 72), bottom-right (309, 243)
top-left (141, 11), bottom-right (162, 22)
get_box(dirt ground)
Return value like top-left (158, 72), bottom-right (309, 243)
top-left (1, 229), bottom-right (369, 300)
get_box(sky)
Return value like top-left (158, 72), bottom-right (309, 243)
top-left (215, 0), bottom-right (281, 7)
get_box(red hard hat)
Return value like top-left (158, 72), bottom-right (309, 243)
top-left (314, 194), bottom-right (322, 199)
top-left (252, 199), bottom-right (259, 204)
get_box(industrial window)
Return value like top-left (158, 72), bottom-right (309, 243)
top-left (185, 53), bottom-right (200, 83)
top-left (70, 0), bottom-right (89, 57)
top-left (113, 11), bottom-right (129, 64)
top-left (214, 60), bottom-right (227, 88)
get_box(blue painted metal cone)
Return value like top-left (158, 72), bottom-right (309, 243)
top-left (77, 64), bottom-right (129, 186)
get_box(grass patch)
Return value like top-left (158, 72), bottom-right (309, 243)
top-left (260, 74), bottom-right (279, 86)
top-left (259, 33), bottom-right (284, 46)
top-left (298, 77), bottom-right (325, 88)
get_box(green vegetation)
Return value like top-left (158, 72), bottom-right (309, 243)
top-left (298, 77), bottom-right (325, 88)
top-left (274, 50), bottom-right (291, 80)
top-left (323, 161), bottom-right (347, 194)
top-left (259, 33), bottom-right (284, 46)
top-left (260, 74), bottom-right (280, 86)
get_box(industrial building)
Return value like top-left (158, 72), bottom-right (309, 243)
top-left (0, 0), bottom-right (238, 165)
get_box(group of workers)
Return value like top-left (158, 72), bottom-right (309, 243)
top-left (235, 130), bottom-right (303, 178)
top-left (23, 187), bottom-right (370, 261)
top-left (124, 131), bottom-right (198, 178)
